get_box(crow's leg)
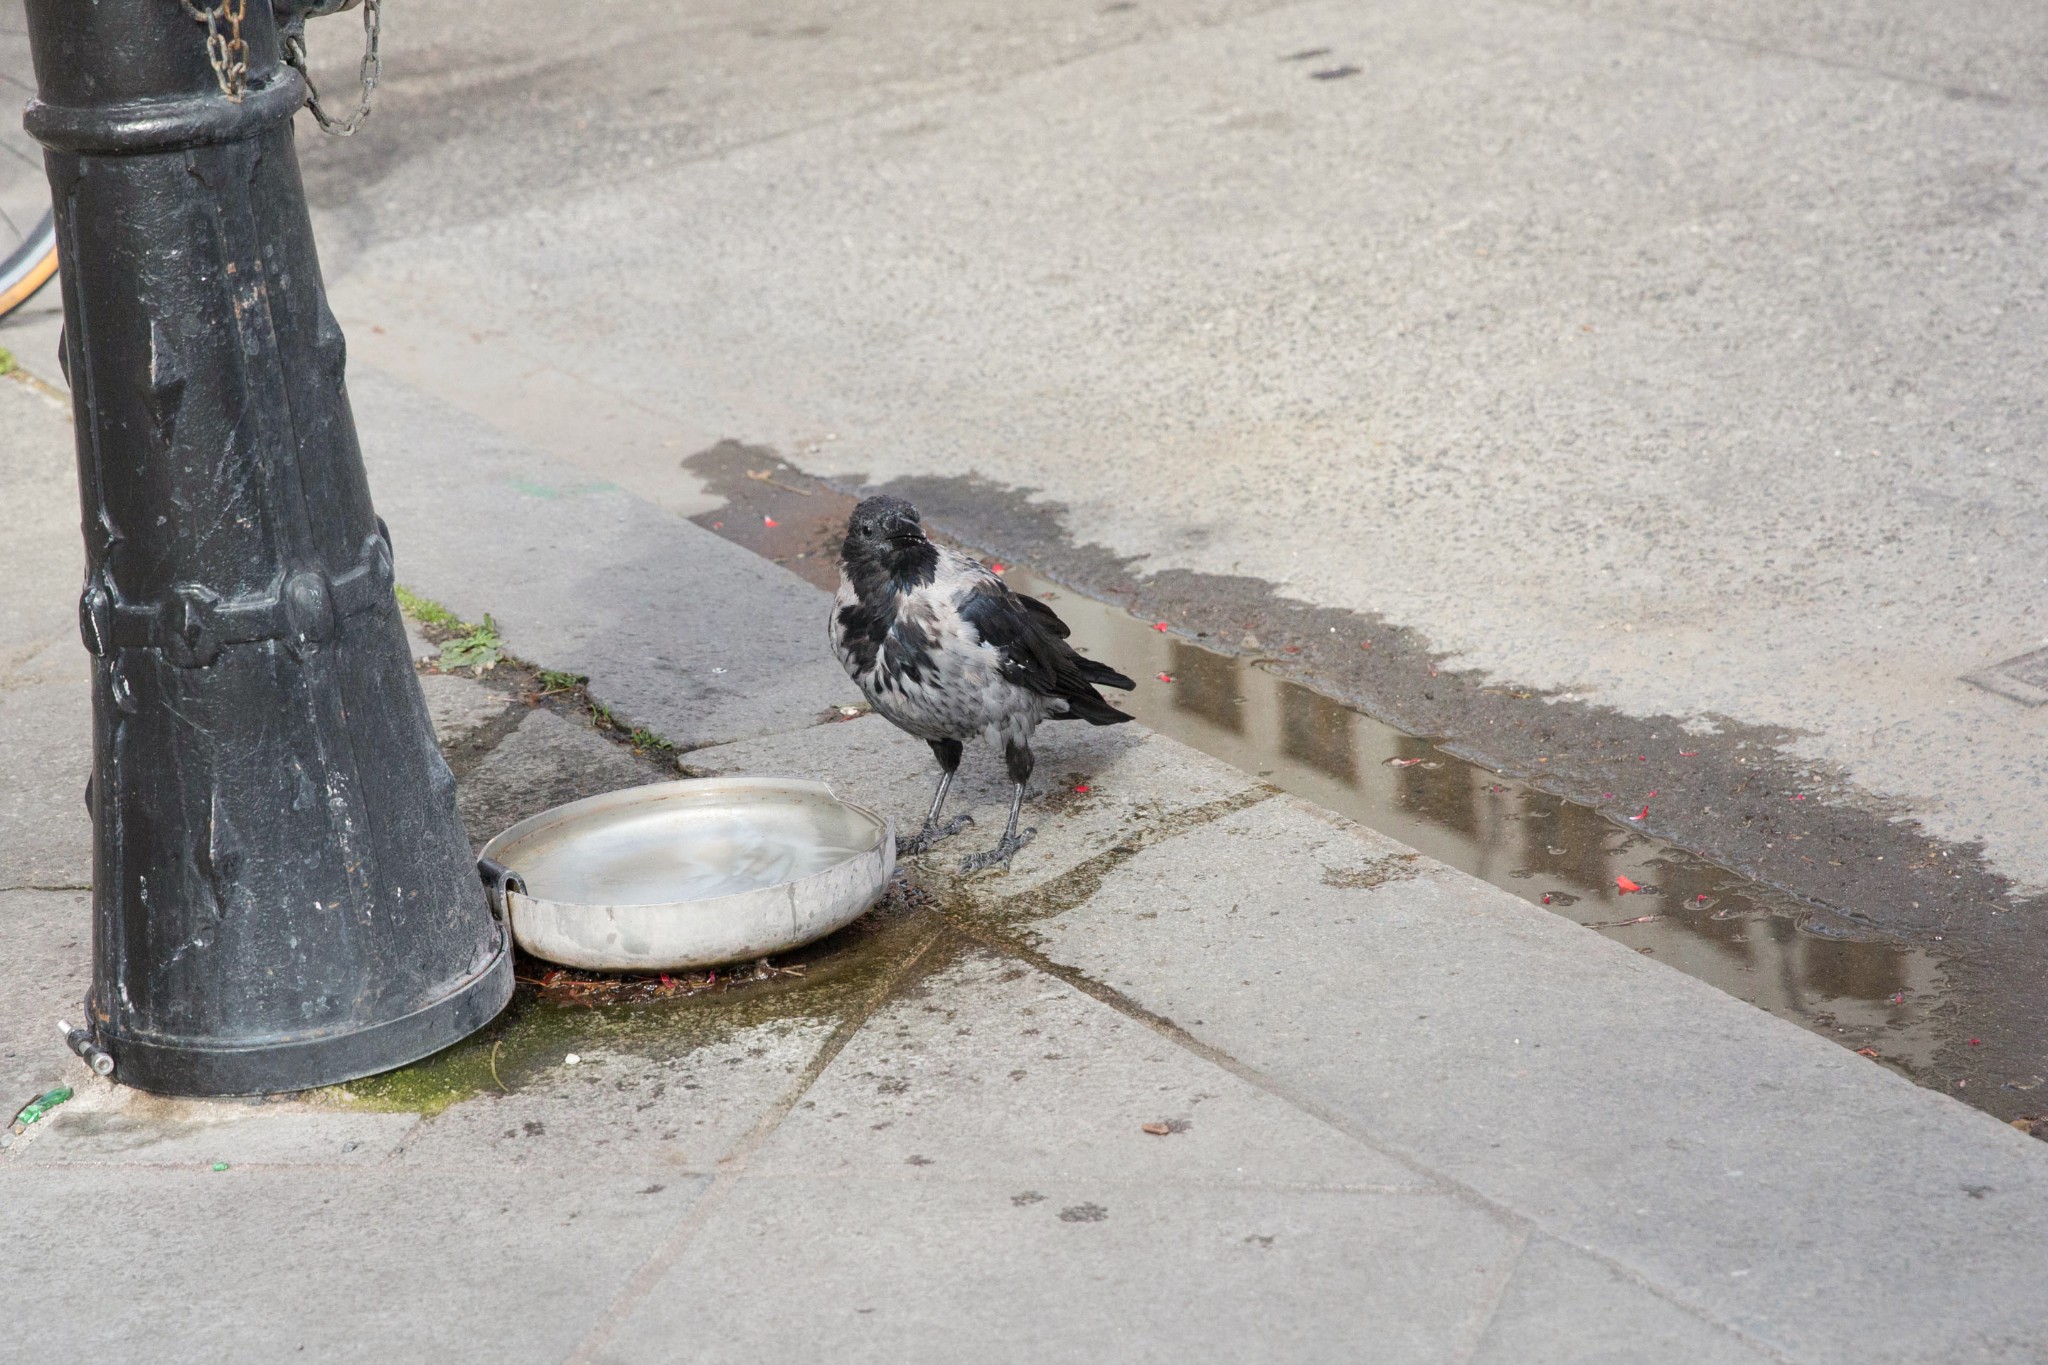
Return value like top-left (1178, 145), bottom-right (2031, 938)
top-left (961, 740), bottom-right (1037, 873)
top-left (897, 738), bottom-right (975, 856)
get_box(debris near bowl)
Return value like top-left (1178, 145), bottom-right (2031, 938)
top-left (8, 1085), bottom-right (73, 1136)
top-left (514, 952), bottom-right (806, 1006)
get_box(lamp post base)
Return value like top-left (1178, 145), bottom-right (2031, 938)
top-left (92, 945), bottom-right (514, 1097)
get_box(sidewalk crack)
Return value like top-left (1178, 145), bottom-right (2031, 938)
top-left (1452, 1225), bottom-right (1531, 1365)
top-left (939, 916), bottom-right (1803, 1364)
top-left (560, 919), bottom-right (954, 1365)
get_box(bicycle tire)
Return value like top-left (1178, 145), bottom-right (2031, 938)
top-left (0, 210), bottom-right (58, 321)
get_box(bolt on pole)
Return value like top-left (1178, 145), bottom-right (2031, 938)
top-left (21, 0), bottom-right (513, 1094)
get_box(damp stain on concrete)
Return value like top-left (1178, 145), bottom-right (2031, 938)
top-left (327, 886), bottom-right (949, 1116)
top-left (966, 786), bottom-right (1274, 931)
top-left (680, 440), bottom-right (2045, 1121)
top-left (1321, 855), bottom-right (1423, 891)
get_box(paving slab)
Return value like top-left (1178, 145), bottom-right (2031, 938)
top-left (596, 1177), bottom-right (1521, 1365)
top-left (0, 678), bottom-right (92, 892)
top-left (455, 705), bottom-right (667, 849)
top-left (1026, 793), bottom-right (2048, 1363)
top-left (0, 378), bottom-right (76, 674)
top-left (1468, 1232), bottom-right (1778, 1365)
top-left (0, 1163), bottom-right (709, 1365)
top-left (0, 889), bottom-right (89, 1106)
top-left (350, 369), bottom-right (861, 751)
top-left (745, 949), bottom-right (1431, 1190)
top-left (389, 1019), bottom-right (837, 1174)
top-left (419, 669), bottom-right (514, 747)
top-left (585, 948), bottom-right (1503, 1362)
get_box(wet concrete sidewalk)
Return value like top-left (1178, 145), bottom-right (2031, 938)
top-left (2, 369), bottom-right (2044, 1363)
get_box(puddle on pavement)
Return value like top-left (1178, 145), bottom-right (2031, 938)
top-left (677, 445), bottom-right (1958, 1091)
top-left (997, 564), bottom-right (1952, 1084)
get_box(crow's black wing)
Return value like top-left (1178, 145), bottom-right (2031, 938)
top-left (959, 580), bottom-right (1135, 724)
top-left (1016, 590), bottom-right (1135, 691)
top-left (1014, 592), bottom-right (1072, 639)
top-left (958, 581), bottom-right (1062, 693)
top-left (993, 585), bottom-right (1135, 689)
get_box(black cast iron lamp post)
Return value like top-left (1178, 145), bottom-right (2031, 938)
top-left (21, 0), bottom-right (513, 1094)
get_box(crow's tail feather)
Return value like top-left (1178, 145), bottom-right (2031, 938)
top-left (1060, 690), bottom-right (1135, 726)
top-left (1076, 657), bottom-right (1136, 691)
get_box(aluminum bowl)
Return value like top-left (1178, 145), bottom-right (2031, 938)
top-left (479, 777), bottom-right (894, 972)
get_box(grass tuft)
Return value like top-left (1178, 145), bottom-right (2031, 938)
top-left (394, 587), bottom-right (502, 673)
top-left (627, 727), bottom-right (675, 754)
top-left (394, 588), bottom-right (675, 752)
top-left (393, 584), bottom-right (463, 631)
top-left (437, 613), bottom-right (504, 674)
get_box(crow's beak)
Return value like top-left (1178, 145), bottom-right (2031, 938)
top-left (880, 513), bottom-right (922, 542)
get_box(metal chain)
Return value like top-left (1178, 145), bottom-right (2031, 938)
top-left (181, 0), bottom-right (250, 103)
top-left (283, 0), bottom-right (382, 136)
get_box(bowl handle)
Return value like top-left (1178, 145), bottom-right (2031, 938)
top-left (476, 856), bottom-right (527, 945)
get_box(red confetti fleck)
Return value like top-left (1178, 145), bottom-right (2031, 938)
top-left (1387, 757), bottom-right (1424, 768)
top-left (1793, 794), bottom-right (1807, 801)
top-left (1152, 621), bottom-right (1169, 632)
top-left (711, 521), bottom-right (724, 530)
top-left (763, 516), bottom-right (778, 528)
top-left (1891, 992), bottom-right (1905, 1004)
top-left (1283, 645), bottom-right (1302, 654)
top-left (1638, 755), bottom-right (1647, 761)
top-left (1646, 791), bottom-right (1657, 798)
top-left (991, 562), bottom-right (1006, 574)
top-left (1073, 784), bottom-right (1091, 794)
top-left (1857, 1047), bottom-right (1880, 1058)
top-left (660, 974), bottom-right (674, 987)
top-left (1615, 875), bottom-right (1642, 894)
top-left (1632, 805), bottom-right (1650, 822)
top-left (1155, 672), bottom-right (1175, 683)
top-left (1601, 792), bottom-right (1614, 800)
top-left (1541, 894), bottom-right (1553, 904)
top-left (1969, 1038), bottom-right (1983, 1046)
top-left (1679, 750), bottom-right (1699, 757)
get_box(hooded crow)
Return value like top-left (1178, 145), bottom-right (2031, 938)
top-left (832, 495), bottom-right (1136, 872)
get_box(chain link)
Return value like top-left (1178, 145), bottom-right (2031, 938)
top-left (181, 0), bottom-right (250, 103)
top-left (283, 0), bottom-right (382, 137)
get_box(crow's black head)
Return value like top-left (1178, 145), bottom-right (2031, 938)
top-left (846, 495), bottom-right (922, 543)
top-left (841, 495), bottom-right (936, 584)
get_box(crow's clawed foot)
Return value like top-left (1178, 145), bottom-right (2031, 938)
top-left (959, 826), bottom-right (1036, 874)
top-left (896, 813), bottom-right (975, 858)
